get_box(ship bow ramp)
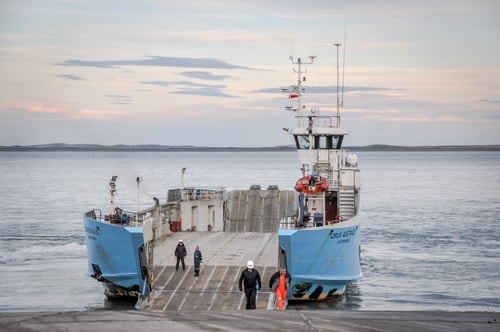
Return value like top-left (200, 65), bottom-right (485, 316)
top-left (147, 186), bottom-right (297, 310)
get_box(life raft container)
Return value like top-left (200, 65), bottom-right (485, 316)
top-left (294, 174), bottom-right (329, 195)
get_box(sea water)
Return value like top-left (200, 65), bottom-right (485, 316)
top-left (0, 150), bottom-right (499, 312)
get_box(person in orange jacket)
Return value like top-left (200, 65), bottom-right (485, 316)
top-left (268, 266), bottom-right (291, 310)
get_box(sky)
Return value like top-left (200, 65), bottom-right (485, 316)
top-left (1, 0), bottom-right (499, 147)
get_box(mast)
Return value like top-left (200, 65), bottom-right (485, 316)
top-left (109, 176), bottom-right (117, 214)
top-left (136, 176), bottom-right (142, 223)
top-left (180, 168), bottom-right (186, 200)
top-left (289, 55), bottom-right (315, 124)
top-left (334, 43), bottom-right (341, 126)
top-left (289, 55), bottom-right (316, 174)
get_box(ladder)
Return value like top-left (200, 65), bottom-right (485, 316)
top-left (339, 188), bottom-right (355, 221)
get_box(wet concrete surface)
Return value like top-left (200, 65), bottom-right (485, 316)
top-left (0, 310), bottom-right (498, 331)
top-left (145, 231), bottom-right (278, 311)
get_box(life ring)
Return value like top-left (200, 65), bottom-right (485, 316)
top-left (294, 174), bottom-right (329, 195)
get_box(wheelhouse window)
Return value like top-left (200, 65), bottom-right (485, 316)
top-left (318, 135), bottom-right (328, 149)
top-left (295, 135), bottom-right (311, 149)
top-left (294, 135), bottom-right (344, 150)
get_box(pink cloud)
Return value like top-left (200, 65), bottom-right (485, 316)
top-left (26, 105), bottom-right (64, 114)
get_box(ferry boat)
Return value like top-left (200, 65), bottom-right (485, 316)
top-left (278, 45), bottom-right (362, 300)
top-left (83, 45), bottom-right (361, 308)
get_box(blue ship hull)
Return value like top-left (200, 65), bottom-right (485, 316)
top-left (83, 213), bottom-right (150, 299)
top-left (279, 216), bottom-right (362, 300)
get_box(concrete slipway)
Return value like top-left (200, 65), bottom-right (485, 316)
top-left (0, 310), bottom-right (498, 331)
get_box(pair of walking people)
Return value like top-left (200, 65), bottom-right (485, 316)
top-left (174, 240), bottom-right (202, 276)
top-left (238, 262), bottom-right (291, 311)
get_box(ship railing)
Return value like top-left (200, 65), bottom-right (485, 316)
top-left (168, 187), bottom-right (227, 202)
top-left (295, 114), bottom-right (340, 128)
top-left (86, 208), bottom-right (127, 224)
top-left (86, 207), bottom-right (154, 227)
top-left (278, 216), bottom-right (345, 230)
top-left (279, 216), bottom-right (321, 230)
top-left (85, 209), bottom-right (101, 221)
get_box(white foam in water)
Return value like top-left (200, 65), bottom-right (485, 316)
top-left (0, 242), bottom-right (86, 263)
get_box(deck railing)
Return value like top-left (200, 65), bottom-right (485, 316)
top-left (168, 187), bottom-right (226, 202)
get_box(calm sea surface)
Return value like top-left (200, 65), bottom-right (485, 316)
top-left (0, 150), bottom-right (499, 312)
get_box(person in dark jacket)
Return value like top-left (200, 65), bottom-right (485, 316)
top-left (268, 267), bottom-right (291, 310)
top-left (174, 240), bottom-right (187, 271)
top-left (238, 260), bottom-right (262, 309)
top-left (193, 245), bottom-right (202, 276)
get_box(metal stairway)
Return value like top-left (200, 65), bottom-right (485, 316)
top-left (339, 188), bottom-right (355, 221)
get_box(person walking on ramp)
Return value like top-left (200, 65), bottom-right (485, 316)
top-left (174, 240), bottom-right (187, 271)
top-left (193, 245), bottom-right (202, 276)
top-left (269, 266), bottom-right (291, 310)
top-left (238, 260), bottom-right (262, 309)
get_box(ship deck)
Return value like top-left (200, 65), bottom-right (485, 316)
top-left (145, 231), bottom-right (279, 311)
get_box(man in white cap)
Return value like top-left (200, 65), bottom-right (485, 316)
top-left (238, 260), bottom-right (262, 309)
top-left (174, 239), bottom-right (187, 271)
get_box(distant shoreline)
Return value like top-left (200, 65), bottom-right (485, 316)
top-left (1, 143), bottom-right (500, 152)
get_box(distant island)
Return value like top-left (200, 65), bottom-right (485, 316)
top-left (1, 143), bottom-right (499, 152)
